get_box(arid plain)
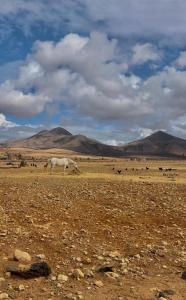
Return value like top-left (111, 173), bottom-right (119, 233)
top-left (0, 148), bottom-right (185, 300)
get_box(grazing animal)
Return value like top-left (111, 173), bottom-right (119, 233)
top-left (45, 157), bottom-right (80, 175)
top-left (117, 170), bottom-right (122, 174)
top-left (146, 167), bottom-right (149, 170)
top-left (159, 167), bottom-right (163, 171)
top-left (112, 167), bottom-right (115, 170)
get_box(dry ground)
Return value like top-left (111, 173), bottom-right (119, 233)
top-left (0, 150), bottom-right (185, 299)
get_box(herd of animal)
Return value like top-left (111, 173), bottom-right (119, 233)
top-left (2, 156), bottom-right (177, 176)
top-left (112, 166), bottom-right (176, 175)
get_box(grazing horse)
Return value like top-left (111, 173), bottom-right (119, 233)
top-left (45, 157), bottom-right (80, 175)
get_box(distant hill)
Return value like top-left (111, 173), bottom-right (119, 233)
top-left (6, 127), bottom-right (123, 156)
top-left (121, 131), bottom-right (186, 157)
top-left (4, 128), bottom-right (186, 157)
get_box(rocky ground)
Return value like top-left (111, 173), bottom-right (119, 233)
top-left (0, 158), bottom-right (185, 299)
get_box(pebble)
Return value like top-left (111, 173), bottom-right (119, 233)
top-left (57, 274), bottom-right (69, 282)
top-left (72, 269), bottom-right (84, 279)
top-left (109, 251), bottom-right (120, 258)
top-left (94, 280), bottom-right (103, 287)
top-left (36, 254), bottom-right (46, 260)
top-left (18, 284), bottom-right (25, 291)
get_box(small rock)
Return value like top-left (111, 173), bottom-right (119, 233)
top-left (108, 251), bottom-right (120, 258)
top-left (181, 271), bottom-right (186, 280)
top-left (14, 249), bottom-right (31, 263)
top-left (57, 274), bottom-right (68, 282)
top-left (107, 272), bottom-right (119, 279)
top-left (51, 275), bottom-right (56, 281)
top-left (157, 290), bottom-right (175, 298)
top-left (0, 277), bottom-right (5, 282)
top-left (94, 280), bottom-right (103, 287)
top-left (72, 269), bottom-right (84, 279)
top-left (0, 293), bottom-right (9, 299)
top-left (36, 254), bottom-right (46, 260)
top-left (18, 284), bottom-right (25, 291)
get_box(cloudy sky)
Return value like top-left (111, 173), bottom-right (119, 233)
top-left (0, 0), bottom-right (186, 144)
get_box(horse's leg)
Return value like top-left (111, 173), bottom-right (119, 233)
top-left (63, 164), bottom-right (67, 175)
top-left (50, 164), bottom-right (54, 175)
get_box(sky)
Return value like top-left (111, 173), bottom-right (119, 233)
top-left (0, 0), bottom-right (186, 144)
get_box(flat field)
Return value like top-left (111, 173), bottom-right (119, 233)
top-left (0, 150), bottom-right (185, 299)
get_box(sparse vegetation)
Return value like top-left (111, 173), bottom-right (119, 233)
top-left (0, 148), bottom-right (185, 299)
top-left (19, 160), bottom-right (28, 167)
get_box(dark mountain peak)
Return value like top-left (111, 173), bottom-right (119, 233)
top-left (36, 130), bottom-right (49, 135)
top-left (49, 127), bottom-right (72, 136)
top-left (146, 130), bottom-right (184, 142)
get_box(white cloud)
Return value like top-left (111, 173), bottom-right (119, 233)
top-left (175, 51), bottom-right (186, 68)
top-left (104, 139), bottom-right (124, 146)
top-left (131, 43), bottom-right (161, 65)
top-left (0, 81), bottom-right (50, 117)
top-left (0, 32), bottom-right (186, 139)
top-left (0, 113), bottom-right (16, 128)
top-left (138, 128), bottom-right (154, 138)
top-left (1, 0), bottom-right (186, 43)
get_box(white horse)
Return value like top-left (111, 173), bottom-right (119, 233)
top-left (45, 157), bottom-right (80, 175)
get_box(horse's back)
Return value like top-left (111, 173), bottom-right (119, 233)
top-left (50, 157), bottom-right (75, 167)
top-left (52, 157), bottom-right (67, 166)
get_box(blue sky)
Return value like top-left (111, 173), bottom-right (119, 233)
top-left (0, 0), bottom-right (186, 144)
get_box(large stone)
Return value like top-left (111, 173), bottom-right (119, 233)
top-left (6, 262), bottom-right (51, 279)
top-left (14, 249), bottom-right (31, 263)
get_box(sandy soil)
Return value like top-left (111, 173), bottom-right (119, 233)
top-left (0, 152), bottom-right (185, 299)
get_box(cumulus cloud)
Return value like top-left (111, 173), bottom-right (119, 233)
top-left (175, 51), bottom-right (186, 68)
top-left (0, 81), bottom-right (50, 117)
top-left (131, 43), bottom-right (161, 65)
top-left (0, 113), bottom-right (16, 128)
top-left (0, 31), bottom-right (186, 141)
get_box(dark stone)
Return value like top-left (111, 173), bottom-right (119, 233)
top-left (6, 262), bottom-right (51, 279)
top-left (157, 289), bottom-right (175, 298)
top-left (98, 266), bottom-right (113, 273)
top-left (181, 271), bottom-right (186, 280)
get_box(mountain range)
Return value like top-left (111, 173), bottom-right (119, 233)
top-left (4, 127), bottom-right (186, 157)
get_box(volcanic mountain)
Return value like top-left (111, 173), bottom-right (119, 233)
top-left (5, 128), bottom-right (186, 157)
top-left (7, 127), bottom-right (123, 156)
top-left (121, 131), bottom-right (186, 157)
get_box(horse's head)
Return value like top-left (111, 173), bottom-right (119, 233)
top-left (74, 163), bottom-right (81, 173)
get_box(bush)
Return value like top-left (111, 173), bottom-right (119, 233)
top-left (19, 160), bottom-right (27, 167)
